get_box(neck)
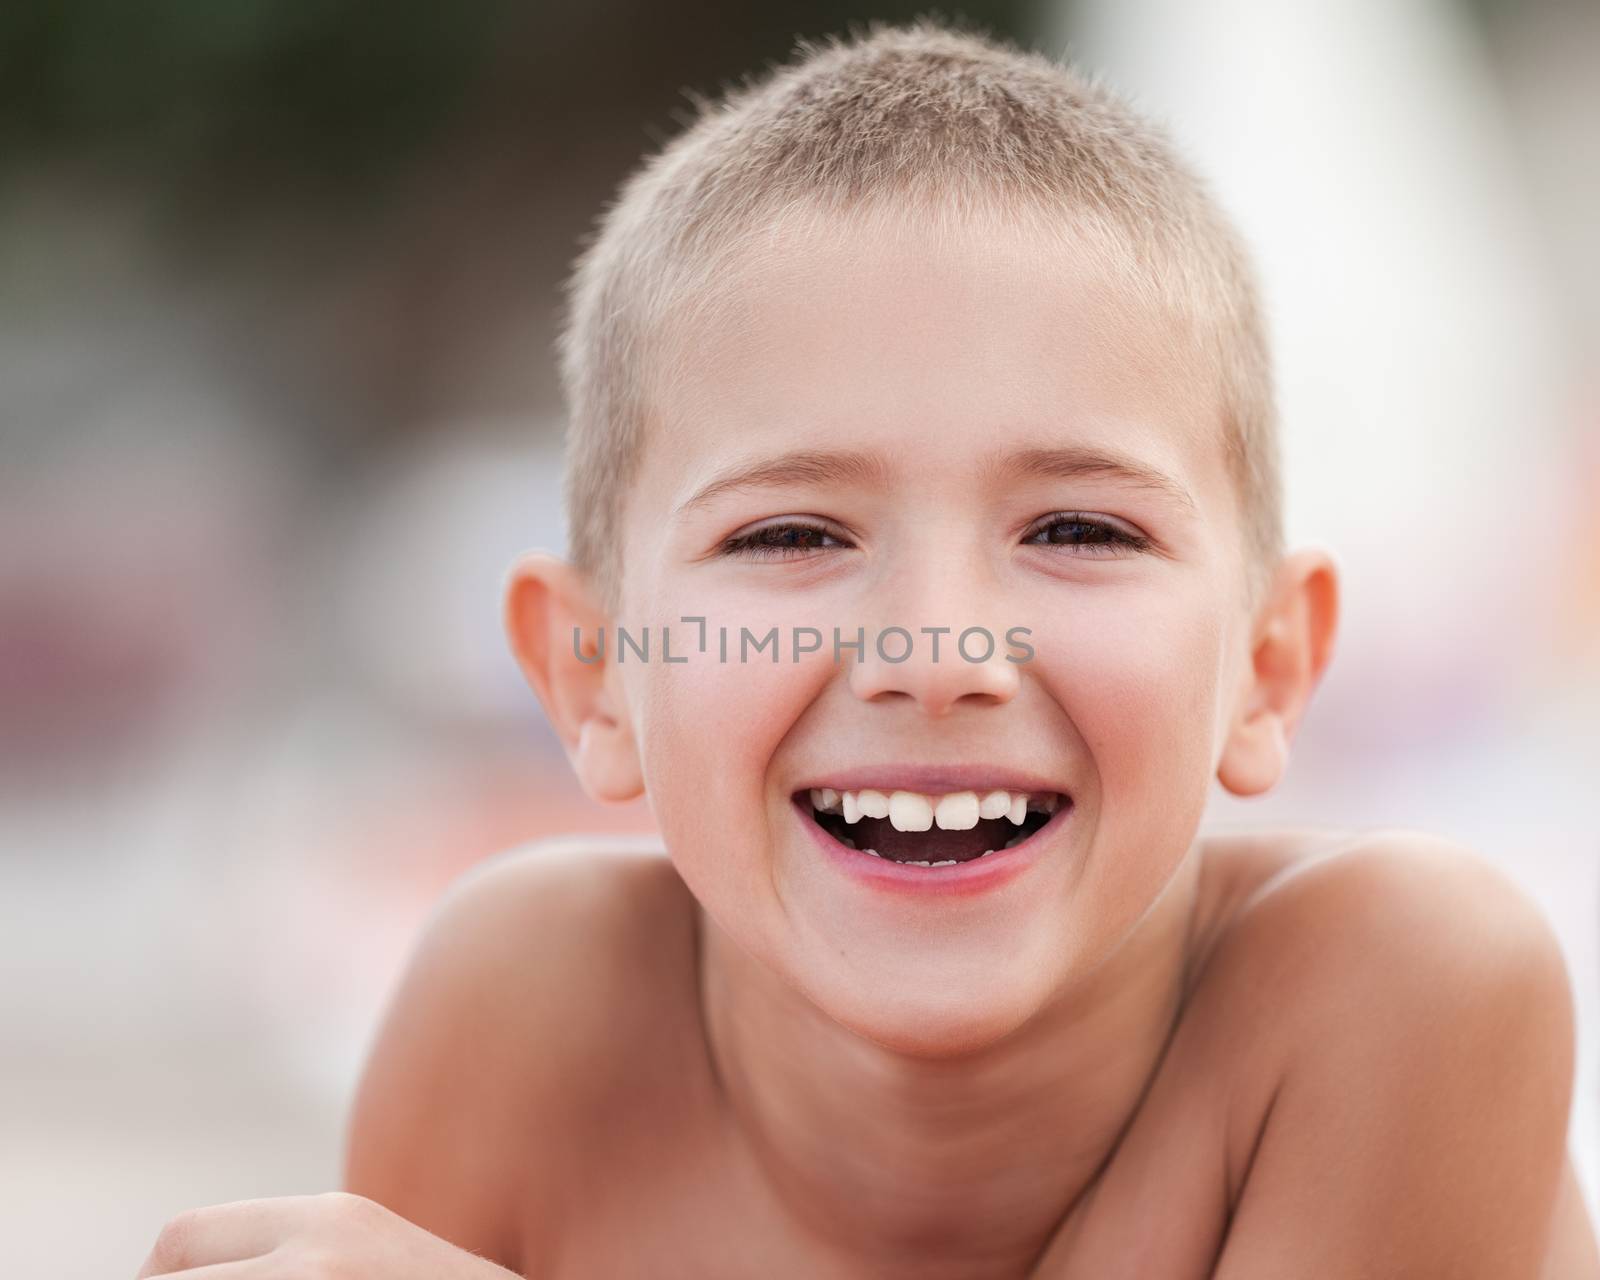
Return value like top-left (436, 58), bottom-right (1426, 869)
top-left (697, 845), bottom-right (1205, 1279)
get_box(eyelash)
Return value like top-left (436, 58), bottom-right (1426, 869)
top-left (720, 514), bottom-right (1150, 560)
top-left (720, 521), bottom-right (851, 560)
top-left (1021, 512), bottom-right (1152, 555)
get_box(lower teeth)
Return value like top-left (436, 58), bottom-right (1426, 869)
top-left (867, 848), bottom-right (998, 867)
top-left (827, 803), bottom-right (1047, 864)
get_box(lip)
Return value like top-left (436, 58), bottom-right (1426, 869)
top-left (790, 791), bottom-right (1071, 896)
top-left (792, 764), bottom-right (1070, 797)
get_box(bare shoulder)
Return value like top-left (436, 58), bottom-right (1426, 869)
top-left (1188, 826), bottom-right (1588, 1278)
top-left (343, 836), bottom-right (698, 1267)
top-left (426, 833), bottom-right (693, 988)
top-left (1202, 825), bottom-right (1573, 1048)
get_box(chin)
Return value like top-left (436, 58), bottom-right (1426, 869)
top-left (810, 964), bottom-right (1051, 1060)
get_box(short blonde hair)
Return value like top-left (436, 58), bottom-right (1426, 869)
top-left (556, 15), bottom-right (1283, 614)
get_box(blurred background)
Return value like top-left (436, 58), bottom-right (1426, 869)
top-left (1, 1), bottom-right (1596, 1273)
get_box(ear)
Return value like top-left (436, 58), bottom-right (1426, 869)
top-left (502, 550), bottom-right (645, 804)
top-left (1216, 546), bottom-right (1340, 797)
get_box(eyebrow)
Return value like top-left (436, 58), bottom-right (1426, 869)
top-left (673, 442), bottom-right (1196, 516)
top-left (986, 445), bottom-right (1197, 514)
top-left (675, 449), bottom-right (892, 516)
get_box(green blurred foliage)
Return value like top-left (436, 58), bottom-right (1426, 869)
top-left (0, 1), bottom-right (1032, 215)
top-left (0, 0), bottom-right (515, 195)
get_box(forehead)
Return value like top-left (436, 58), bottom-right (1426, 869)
top-left (638, 209), bottom-right (1227, 516)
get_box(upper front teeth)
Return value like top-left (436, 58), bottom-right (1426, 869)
top-left (809, 787), bottom-right (1059, 831)
top-left (888, 791), bottom-right (932, 831)
top-left (978, 790), bottom-right (1011, 819)
top-left (934, 792), bottom-right (978, 830)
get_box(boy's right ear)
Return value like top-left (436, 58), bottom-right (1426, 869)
top-left (501, 551), bottom-right (644, 803)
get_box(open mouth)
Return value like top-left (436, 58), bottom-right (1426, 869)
top-left (796, 786), bottom-right (1069, 867)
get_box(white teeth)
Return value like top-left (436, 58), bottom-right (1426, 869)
top-left (813, 786), bottom-right (1067, 830)
top-left (863, 848), bottom-right (882, 858)
top-left (930, 859), bottom-right (958, 867)
top-left (978, 790), bottom-right (1011, 820)
top-left (888, 791), bottom-right (933, 832)
top-left (979, 849), bottom-right (995, 858)
top-left (903, 859), bottom-right (932, 867)
top-left (933, 791), bottom-right (979, 830)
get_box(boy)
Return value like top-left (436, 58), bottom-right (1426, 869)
top-left (135, 17), bottom-right (1597, 1279)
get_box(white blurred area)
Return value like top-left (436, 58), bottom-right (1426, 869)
top-left (2, 3), bottom-right (1597, 1275)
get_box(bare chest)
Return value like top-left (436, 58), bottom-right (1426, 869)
top-left (508, 835), bottom-right (1310, 1279)
top-left (519, 1024), bottom-right (1243, 1280)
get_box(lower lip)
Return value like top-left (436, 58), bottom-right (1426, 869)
top-left (791, 795), bottom-right (1070, 897)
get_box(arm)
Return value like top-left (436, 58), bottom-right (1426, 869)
top-left (134, 1192), bottom-right (521, 1279)
top-left (1545, 1157), bottom-right (1600, 1279)
top-left (343, 850), bottom-right (549, 1272)
top-left (132, 852), bottom-right (554, 1278)
top-left (135, 844), bottom-right (635, 1278)
top-left (1212, 835), bottom-right (1579, 1279)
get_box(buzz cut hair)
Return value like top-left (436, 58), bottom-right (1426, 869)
top-left (555, 13), bottom-right (1284, 615)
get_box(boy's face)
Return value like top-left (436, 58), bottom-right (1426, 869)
top-left (610, 213), bottom-right (1254, 1053)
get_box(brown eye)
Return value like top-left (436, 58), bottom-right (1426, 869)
top-left (723, 521), bottom-right (851, 560)
top-left (1023, 514), bottom-right (1149, 555)
top-left (757, 526), bottom-right (831, 550)
top-left (1039, 519), bottom-right (1114, 545)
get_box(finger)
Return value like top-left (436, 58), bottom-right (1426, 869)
top-left (134, 1197), bottom-right (322, 1277)
top-left (136, 1262), bottom-right (271, 1280)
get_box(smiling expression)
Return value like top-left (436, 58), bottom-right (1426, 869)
top-left (605, 210), bottom-right (1254, 1053)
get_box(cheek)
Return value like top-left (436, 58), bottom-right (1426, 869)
top-left (620, 590), bottom-right (836, 918)
top-left (1032, 583), bottom-right (1226, 902)
top-left (1061, 604), bottom-right (1222, 770)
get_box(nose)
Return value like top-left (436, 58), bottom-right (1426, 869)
top-left (846, 620), bottom-right (1021, 715)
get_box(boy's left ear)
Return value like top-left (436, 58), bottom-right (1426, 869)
top-left (1216, 547), bottom-right (1340, 797)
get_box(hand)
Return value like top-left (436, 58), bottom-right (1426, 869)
top-left (134, 1191), bottom-right (520, 1278)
